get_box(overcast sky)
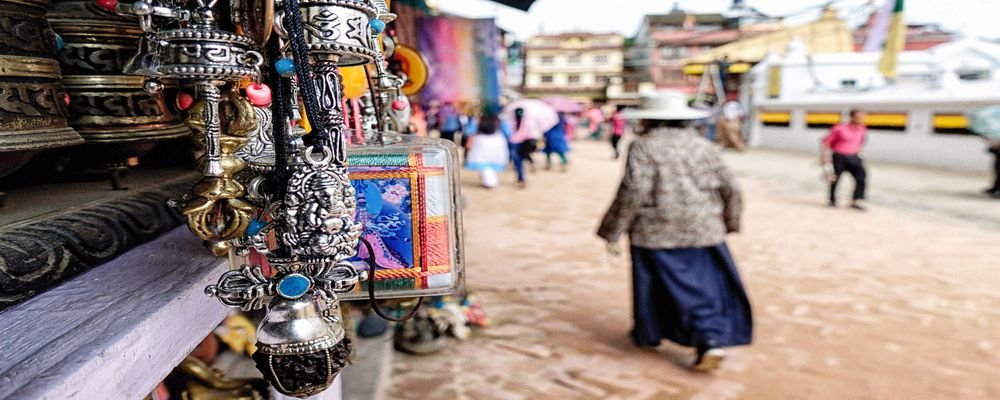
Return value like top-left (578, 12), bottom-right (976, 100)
top-left (430, 0), bottom-right (999, 41)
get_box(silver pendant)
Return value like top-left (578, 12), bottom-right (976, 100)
top-left (280, 145), bottom-right (363, 258)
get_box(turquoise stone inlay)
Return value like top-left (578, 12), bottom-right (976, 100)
top-left (277, 274), bottom-right (311, 299)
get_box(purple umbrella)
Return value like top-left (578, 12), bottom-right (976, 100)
top-left (501, 99), bottom-right (560, 141)
top-left (539, 96), bottom-right (584, 113)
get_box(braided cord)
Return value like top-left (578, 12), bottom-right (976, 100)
top-left (267, 39), bottom-right (290, 197)
top-left (281, 0), bottom-right (330, 150)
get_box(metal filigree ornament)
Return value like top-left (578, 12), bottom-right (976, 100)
top-left (116, 0), bottom-right (263, 254)
top-left (203, 1), bottom-right (388, 397)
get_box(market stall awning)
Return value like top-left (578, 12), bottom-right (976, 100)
top-left (487, 0), bottom-right (537, 11)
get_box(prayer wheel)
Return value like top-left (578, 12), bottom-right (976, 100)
top-left (0, 0), bottom-right (82, 177)
top-left (48, 0), bottom-right (189, 146)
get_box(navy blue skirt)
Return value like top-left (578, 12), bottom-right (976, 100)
top-left (630, 243), bottom-right (753, 348)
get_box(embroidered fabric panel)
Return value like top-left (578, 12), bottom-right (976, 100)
top-left (344, 150), bottom-right (456, 297)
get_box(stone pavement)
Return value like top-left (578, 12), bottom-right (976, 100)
top-left (385, 140), bottom-right (1000, 400)
top-left (723, 149), bottom-right (1000, 231)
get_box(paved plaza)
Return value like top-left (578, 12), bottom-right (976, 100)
top-left (385, 140), bottom-right (1000, 400)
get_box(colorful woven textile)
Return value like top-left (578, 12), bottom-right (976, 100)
top-left (343, 148), bottom-right (459, 298)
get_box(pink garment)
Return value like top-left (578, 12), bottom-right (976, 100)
top-left (586, 108), bottom-right (605, 131)
top-left (510, 119), bottom-right (542, 144)
top-left (611, 112), bottom-right (627, 136)
top-left (823, 123), bottom-right (867, 155)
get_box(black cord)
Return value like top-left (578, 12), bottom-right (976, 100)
top-left (358, 237), bottom-right (423, 322)
top-left (282, 0), bottom-right (330, 149)
top-left (267, 40), bottom-right (290, 197)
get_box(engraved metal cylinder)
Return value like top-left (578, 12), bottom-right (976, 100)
top-left (0, 0), bottom-right (82, 166)
top-left (368, 0), bottom-right (395, 22)
top-left (253, 294), bottom-right (351, 398)
top-left (157, 29), bottom-right (258, 81)
top-left (313, 60), bottom-right (348, 163)
top-left (48, 0), bottom-right (189, 144)
top-left (297, 0), bottom-right (378, 66)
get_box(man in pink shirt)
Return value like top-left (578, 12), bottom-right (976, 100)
top-left (610, 106), bottom-right (628, 159)
top-left (821, 110), bottom-right (868, 210)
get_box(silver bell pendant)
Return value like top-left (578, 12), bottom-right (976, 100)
top-left (253, 293), bottom-right (351, 398)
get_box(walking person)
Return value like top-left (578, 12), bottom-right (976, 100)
top-left (984, 140), bottom-right (1000, 199)
top-left (822, 110), bottom-right (868, 210)
top-left (586, 105), bottom-right (606, 141)
top-left (464, 113), bottom-right (509, 188)
top-left (967, 107), bottom-right (1000, 199)
top-left (717, 99), bottom-right (745, 151)
top-left (437, 102), bottom-right (462, 142)
top-left (597, 91), bottom-right (752, 372)
top-left (543, 113), bottom-right (570, 171)
top-left (509, 108), bottom-right (540, 188)
top-left (610, 105), bottom-right (628, 159)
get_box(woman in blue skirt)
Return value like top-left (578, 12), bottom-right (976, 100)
top-left (597, 90), bottom-right (752, 372)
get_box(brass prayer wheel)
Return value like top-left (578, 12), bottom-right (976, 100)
top-left (48, 0), bottom-right (189, 144)
top-left (0, 0), bottom-right (82, 160)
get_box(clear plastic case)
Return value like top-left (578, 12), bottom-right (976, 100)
top-left (339, 133), bottom-right (464, 300)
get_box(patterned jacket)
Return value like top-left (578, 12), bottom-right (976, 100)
top-left (597, 128), bottom-right (742, 249)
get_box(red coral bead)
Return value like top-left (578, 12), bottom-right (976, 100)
top-left (95, 0), bottom-right (118, 11)
top-left (176, 92), bottom-right (194, 111)
top-left (391, 100), bottom-right (407, 111)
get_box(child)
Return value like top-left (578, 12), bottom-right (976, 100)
top-left (464, 114), bottom-right (509, 188)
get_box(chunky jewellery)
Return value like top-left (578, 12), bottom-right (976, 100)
top-left (0, 0), bottom-right (83, 165)
top-left (116, 0), bottom-right (263, 252)
top-left (49, 0), bottom-right (190, 146)
top-left (183, 87), bottom-right (258, 254)
top-left (111, 0), bottom-right (462, 397)
top-left (280, 146), bottom-right (363, 257)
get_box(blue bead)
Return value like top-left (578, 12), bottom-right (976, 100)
top-left (55, 34), bottom-right (64, 51)
top-left (369, 19), bottom-right (386, 33)
top-left (277, 274), bottom-right (311, 299)
top-left (246, 219), bottom-right (266, 236)
top-left (275, 58), bottom-right (295, 77)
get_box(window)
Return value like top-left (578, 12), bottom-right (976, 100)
top-left (540, 55), bottom-right (554, 64)
top-left (660, 47), bottom-right (675, 60)
top-left (957, 70), bottom-right (990, 81)
top-left (594, 55), bottom-right (609, 64)
top-left (568, 75), bottom-right (581, 84)
top-left (660, 47), bottom-right (688, 60)
top-left (540, 75), bottom-right (554, 83)
top-left (567, 54), bottom-right (581, 64)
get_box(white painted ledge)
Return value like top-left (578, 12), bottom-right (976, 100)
top-left (0, 227), bottom-right (230, 400)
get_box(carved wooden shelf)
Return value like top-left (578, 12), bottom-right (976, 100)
top-left (0, 169), bottom-right (198, 308)
top-left (0, 228), bottom-right (229, 399)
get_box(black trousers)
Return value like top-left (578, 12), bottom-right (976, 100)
top-left (830, 153), bottom-right (866, 204)
top-left (610, 135), bottom-right (623, 158)
top-left (990, 149), bottom-right (1000, 193)
top-left (439, 130), bottom-right (457, 142)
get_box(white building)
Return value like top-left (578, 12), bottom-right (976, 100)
top-left (747, 37), bottom-right (1000, 172)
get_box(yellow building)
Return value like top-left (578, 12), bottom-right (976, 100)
top-left (522, 32), bottom-right (624, 102)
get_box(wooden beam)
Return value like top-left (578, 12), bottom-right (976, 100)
top-left (0, 227), bottom-right (230, 400)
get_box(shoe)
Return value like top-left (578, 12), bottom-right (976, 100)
top-left (849, 203), bottom-right (867, 211)
top-left (991, 191), bottom-right (1000, 199)
top-left (358, 313), bottom-right (389, 338)
top-left (828, 201), bottom-right (837, 208)
top-left (692, 348), bottom-right (727, 372)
